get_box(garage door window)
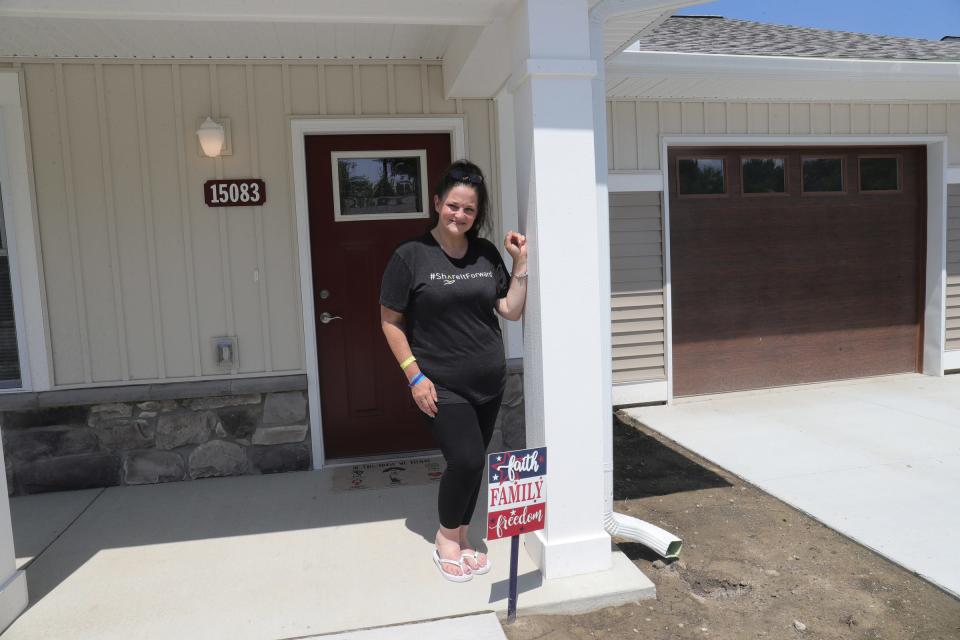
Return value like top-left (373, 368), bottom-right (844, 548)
top-left (742, 157), bottom-right (786, 195)
top-left (802, 157), bottom-right (844, 194)
top-left (859, 156), bottom-right (900, 192)
top-left (677, 158), bottom-right (726, 196)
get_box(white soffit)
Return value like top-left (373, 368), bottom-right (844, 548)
top-left (605, 50), bottom-right (960, 101)
top-left (0, 18), bottom-right (459, 60)
top-left (0, 0), bottom-right (519, 60)
top-left (599, 1), bottom-right (710, 59)
top-left (603, 9), bottom-right (670, 59)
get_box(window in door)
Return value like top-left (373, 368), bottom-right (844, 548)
top-left (677, 157), bottom-right (727, 197)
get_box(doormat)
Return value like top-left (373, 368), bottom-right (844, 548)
top-left (331, 457), bottom-right (445, 491)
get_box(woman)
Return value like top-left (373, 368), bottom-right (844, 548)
top-left (379, 160), bottom-right (528, 582)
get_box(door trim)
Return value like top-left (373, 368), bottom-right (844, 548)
top-left (290, 116), bottom-right (466, 469)
top-left (659, 135), bottom-right (948, 402)
top-left (0, 70), bottom-right (51, 392)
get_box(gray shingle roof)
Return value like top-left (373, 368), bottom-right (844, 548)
top-left (634, 16), bottom-right (960, 62)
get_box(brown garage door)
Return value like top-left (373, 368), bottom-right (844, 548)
top-left (669, 146), bottom-right (925, 396)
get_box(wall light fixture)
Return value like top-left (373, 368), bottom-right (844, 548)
top-left (197, 116), bottom-right (227, 158)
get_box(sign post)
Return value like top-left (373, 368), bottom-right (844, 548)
top-left (487, 447), bottom-right (547, 623)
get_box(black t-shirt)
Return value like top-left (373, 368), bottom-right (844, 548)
top-left (380, 231), bottom-right (511, 405)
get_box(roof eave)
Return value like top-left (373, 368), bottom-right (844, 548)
top-left (606, 50), bottom-right (960, 101)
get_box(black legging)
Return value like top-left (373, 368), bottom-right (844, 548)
top-left (423, 394), bottom-right (503, 529)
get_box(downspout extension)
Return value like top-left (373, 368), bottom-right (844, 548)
top-left (603, 510), bottom-right (683, 559)
top-left (590, 0), bottom-right (682, 560)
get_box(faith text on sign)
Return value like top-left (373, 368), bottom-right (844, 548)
top-left (487, 447), bottom-right (547, 540)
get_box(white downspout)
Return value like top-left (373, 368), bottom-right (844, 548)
top-left (590, 1), bottom-right (682, 559)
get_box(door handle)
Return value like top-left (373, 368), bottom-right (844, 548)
top-left (319, 312), bottom-right (342, 324)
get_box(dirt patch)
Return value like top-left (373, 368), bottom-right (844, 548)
top-left (679, 570), bottom-right (753, 600)
top-left (503, 413), bottom-right (960, 640)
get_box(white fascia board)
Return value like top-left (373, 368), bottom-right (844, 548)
top-left (590, 0), bottom-right (711, 22)
top-left (593, 1), bottom-right (709, 59)
top-left (609, 171), bottom-right (664, 192)
top-left (945, 351), bottom-right (960, 372)
top-left (607, 50), bottom-right (960, 101)
top-left (598, 8), bottom-right (668, 60)
top-left (0, 0), bottom-right (506, 25)
top-left (612, 380), bottom-right (668, 406)
top-left (609, 50), bottom-right (960, 83)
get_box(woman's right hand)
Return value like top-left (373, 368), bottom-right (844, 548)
top-left (411, 376), bottom-right (439, 417)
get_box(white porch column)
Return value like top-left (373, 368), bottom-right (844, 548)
top-left (494, 89), bottom-right (524, 361)
top-left (509, 0), bottom-right (610, 579)
top-left (0, 69), bottom-right (34, 631)
top-left (0, 435), bottom-right (26, 631)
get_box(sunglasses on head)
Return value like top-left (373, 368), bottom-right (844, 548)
top-left (448, 168), bottom-right (484, 185)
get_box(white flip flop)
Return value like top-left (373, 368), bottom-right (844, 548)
top-left (433, 548), bottom-right (473, 582)
top-left (460, 549), bottom-right (491, 575)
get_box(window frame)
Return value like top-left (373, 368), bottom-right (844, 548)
top-left (857, 154), bottom-right (903, 194)
top-left (330, 148), bottom-right (430, 222)
top-left (801, 155), bottom-right (846, 196)
top-left (675, 155), bottom-right (729, 199)
top-left (740, 155), bottom-right (789, 198)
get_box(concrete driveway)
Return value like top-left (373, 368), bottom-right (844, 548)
top-left (624, 373), bottom-right (960, 599)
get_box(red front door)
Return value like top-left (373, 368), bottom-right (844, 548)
top-left (305, 133), bottom-right (451, 459)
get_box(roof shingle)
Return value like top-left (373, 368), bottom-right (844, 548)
top-left (633, 16), bottom-right (960, 62)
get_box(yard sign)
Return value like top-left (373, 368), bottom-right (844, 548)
top-left (487, 447), bottom-right (547, 539)
top-left (487, 447), bottom-right (547, 623)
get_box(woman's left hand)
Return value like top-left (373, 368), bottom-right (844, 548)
top-left (504, 231), bottom-right (527, 261)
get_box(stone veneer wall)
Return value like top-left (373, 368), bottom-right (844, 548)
top-left (0, 368), bottom-right (526, 497)
top-left (490, 368), bottom-right (525, 453)
top-left (1, 389), bottom-right (311, 496)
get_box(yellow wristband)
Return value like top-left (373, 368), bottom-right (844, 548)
top-left (400, 355), bottom-right (417, 370)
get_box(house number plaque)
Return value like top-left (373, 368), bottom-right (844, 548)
top-left (204, 179), bottom-right (266, 207)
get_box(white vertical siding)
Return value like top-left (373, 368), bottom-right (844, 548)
top-left (104, 64), bottom-right (152, 380)
top-left (769, 103), bottom-right (789, 134)
top-left (747, 103), bottom-right (769, 133)
top-left (259, 64), bottom-right (301, 372)
top-left (608, 100), bottom-right (960, 171)
top-left (394, 65), bottom-right (424, 114)
top-left (26, 64), bottom-right (85, 384)
top-left (64, 63), bottom-right (124, 383)
top-left (609, 192), bottom-right (666, 383)
top-left (789, 103), bottom-right (811, 134)
top-left (219, 63), bottom-right (263, 375)
top-left (890, 104), bottom-right (909, 133)
top-left (611, 101), bottom-right (639, 170)
top-left (143, 64), bottom-right (200, 378)
top-left (17, 60), bottom-right (487, 387)
top-left (178, 63), bottom-right (226, 378)
top-left (950, 105), bottom-right (960, 165)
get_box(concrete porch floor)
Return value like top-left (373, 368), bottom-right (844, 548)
top-left (624, 373), bottom-right (960, 599)
top-left (0, 462), bottom-right (654, 639)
